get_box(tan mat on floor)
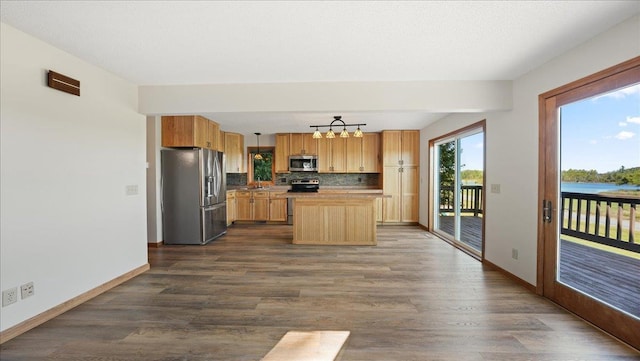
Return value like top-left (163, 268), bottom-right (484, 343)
top-left (261, 331), bottom-right (350, 361)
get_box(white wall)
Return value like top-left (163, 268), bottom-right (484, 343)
top-left (419, 15), bottom-right (640, 285)
top-left (0, 23), bottom-right (148, 331)
top-left (146, 116), bottom-right (163, 244)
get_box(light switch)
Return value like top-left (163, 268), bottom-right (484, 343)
top-left (490, 184), bottom-right (501, 194)
top-left (126, 185), bottom-right (138, 195)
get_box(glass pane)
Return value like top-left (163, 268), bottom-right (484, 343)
top-left (558, 83), bottom-right (640, 319)
top-left (253, 151), bottom-right (273, 182)
top-left (459, 132), bottom-right (484, 252)
top-left (437, 141), bottom-right (456, 237)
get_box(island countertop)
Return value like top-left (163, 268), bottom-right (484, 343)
top-left (273, 191), bottom-right (388, 199)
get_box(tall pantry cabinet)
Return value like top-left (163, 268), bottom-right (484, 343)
top-left (381, 130), bottom-right (419, 223)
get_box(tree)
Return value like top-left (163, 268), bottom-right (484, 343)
top-left (438, 142), bottom-right (456, 208)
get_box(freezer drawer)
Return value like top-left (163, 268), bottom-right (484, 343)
top-left (202, 202), bottom-right (227, 244)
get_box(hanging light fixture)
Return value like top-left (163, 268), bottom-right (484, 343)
top-left (313, 126), bottom-right (322, 139)
top-left (310, 116), bottom-right (366, 139)
top-left (254, 132), bottom-right (263, 160)
top-left (353, 125), bottom-right (363, 138)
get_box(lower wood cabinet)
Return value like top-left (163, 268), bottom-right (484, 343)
top-left (235, 190), bottom-right (287, 222)
top-left (226, 190), bottom-right (236, 225)
top-left (236, 191), bottom-right (268, 221)
top-left (269, 193), bottom-right (288, 222)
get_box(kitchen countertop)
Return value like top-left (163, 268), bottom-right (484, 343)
top-left (227, 185), bottom-right (382, 192)
top-left (272, 192), bottom-right (388, 198)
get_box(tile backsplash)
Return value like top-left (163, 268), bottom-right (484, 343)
top-left (226, 172), bottom-right (380, 187)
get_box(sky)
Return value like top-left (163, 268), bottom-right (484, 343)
top-left (561, 83), bottom-right (640, 173)
top-left (450, 83), bottom-right (639, 173)
top-left (460, 132), bottom-right (484, 171)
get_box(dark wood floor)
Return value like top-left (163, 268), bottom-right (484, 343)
top-left (1, 225), bottom-right (639, 360)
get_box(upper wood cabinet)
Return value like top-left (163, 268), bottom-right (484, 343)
top-left (224, 132), bottom-right (244, 173)
top-left (275, 133), bottom-right (291, 173)
top-left (162, 115), bottom-right (222, 150)
top-left (382, 130), bottom-right (419, 167)
top-left (319, 133), bottom-right (380, 173)
top-left (318, 137), bottom-right (346, 173)
top-left (275, 132), bottom-right (379, 174)
top-left (290, 133), bottom-right (317, 155)
top-left (209, 121), bottom-right (223, 151)
top-left (346, 133), bottom-right (380, 173)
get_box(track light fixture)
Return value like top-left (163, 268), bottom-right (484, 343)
top-left (310, 116), bottom-right (366, 139)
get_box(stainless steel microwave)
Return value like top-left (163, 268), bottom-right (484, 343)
top-left (289, 155), bottom-right (318, 172)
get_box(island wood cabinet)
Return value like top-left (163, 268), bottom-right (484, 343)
top-left (224, 132), bottom-right (244, 173)
top-left (226, 190), bottom-right (236, 225)
top-left (381, 130), bottom-right (419, 223)
top-left (290, 195), bottom-right (379, 245)
top-left (162, 115), bottom-right (222, 151)
top-left (235, 190), bottom-right (287, 222)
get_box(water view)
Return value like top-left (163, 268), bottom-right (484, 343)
top-left (561, 182), bottom-right (640, 194)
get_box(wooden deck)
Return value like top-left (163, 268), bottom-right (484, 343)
top-left (559, 239), bottom-right (640, 318)
top-left (439, 215), bottom-right (640, 318)
top-left (437, 215), bottom-right (483, 251)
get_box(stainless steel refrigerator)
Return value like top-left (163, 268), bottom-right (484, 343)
top-left (161, 148), bottom-right (227, 245)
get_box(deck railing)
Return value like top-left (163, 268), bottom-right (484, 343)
top-left (439, 185), bottom-right (483, 216)
top-left (561, 192), bottom-right (639, 253)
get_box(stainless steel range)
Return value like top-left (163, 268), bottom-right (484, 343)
top-left (289, 178), bottom-right (319, 193)
top-left (287, 179), bottom-right (319, 224)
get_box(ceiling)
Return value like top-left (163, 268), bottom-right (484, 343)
top-left (2, 1), bottom-right (639, 134)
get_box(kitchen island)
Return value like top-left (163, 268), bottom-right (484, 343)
top-left (278, 192), bottom-right (386, 246)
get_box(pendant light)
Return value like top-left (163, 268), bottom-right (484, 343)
top-left (254, 132), bottom-right (263, 160)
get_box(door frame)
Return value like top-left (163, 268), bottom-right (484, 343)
top-left (537, 56), bottom-right (640, 349)
top-left (428, 120), bottom-right (486, 259)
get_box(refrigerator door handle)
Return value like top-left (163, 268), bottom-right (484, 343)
top-left (213, 154), bottom-right (221, 198)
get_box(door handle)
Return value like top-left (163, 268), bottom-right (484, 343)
top-left (543, 200), bottom-right (553, 223)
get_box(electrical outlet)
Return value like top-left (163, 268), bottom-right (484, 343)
top-left (2, 287), bottom-right (18, 307)
top-left (21, 282), bottom-right (34, 299)
top-left (512, 248), bottom-right (519, 260)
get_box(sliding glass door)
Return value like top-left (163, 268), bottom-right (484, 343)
top-left (432, 122), bottom-right (485, 257)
